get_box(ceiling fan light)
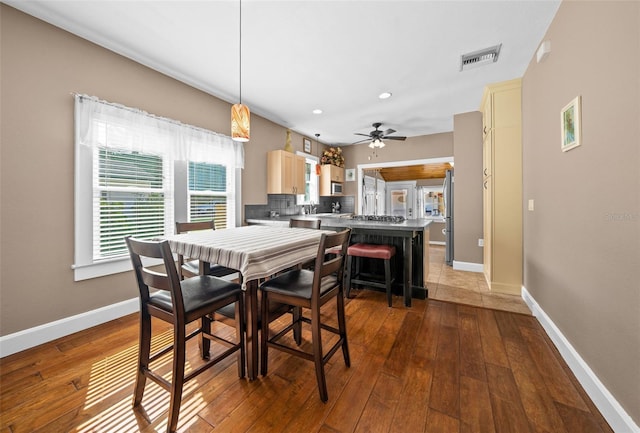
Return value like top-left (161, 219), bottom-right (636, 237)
top-left (370, 138), bottom-right (385, 148)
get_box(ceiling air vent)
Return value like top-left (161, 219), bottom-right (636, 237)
top-left (460, 44), bottom-right (502, 71)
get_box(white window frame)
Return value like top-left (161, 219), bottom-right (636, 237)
top-left (187, 161), bottom-right (236, 229)
top-left (296, 152), bottom-right (319, 205)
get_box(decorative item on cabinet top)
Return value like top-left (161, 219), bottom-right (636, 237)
top-left (321, 146), bottom-right (345, 168)
top-left (284, 129), bottom-right (293, 152)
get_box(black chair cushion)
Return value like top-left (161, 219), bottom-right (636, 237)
top-left (150, 276), bottom-right (241, 314)
top-left (182, 259), bottom-right (236, 278)
top-left (260, 269), bottom-right (338, 300)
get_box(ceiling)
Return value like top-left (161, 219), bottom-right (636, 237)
top-left (5, 0), bottom-right (560, 146)
top-left (366, 163), bottom-right (453, 181)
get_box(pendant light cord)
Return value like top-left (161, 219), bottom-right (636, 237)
top-left (239, 0), bottom-right (243, 104)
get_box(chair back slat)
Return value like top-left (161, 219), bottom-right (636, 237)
top-left (290, 219), bottom-right (321, 229)
top-left (141, 268), bottom-right (173, 292)
top-left (175, 220), bottom-right (215, 234)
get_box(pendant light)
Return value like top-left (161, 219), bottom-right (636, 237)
top-left (314, 133), bottom-right (321, 175)
top-left (231, 0), bottom-right (250, 142)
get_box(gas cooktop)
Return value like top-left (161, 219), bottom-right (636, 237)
top-left (350, 215), bottom-right (406, 224)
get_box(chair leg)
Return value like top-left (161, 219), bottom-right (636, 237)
top-left (344, 255), bottom-right (353, 298)
top-left (235, 297), bottom-right (246, 378)
top-left (292, 307), bottom-right (302, 346)
top-left (260, 292), bottom-right (270, 376)
top-left (133, 309), bottom-right (151, 407)
top-left (200, 316), bottom-right (211, 359)
top-left (385, 258), bottom-right (392, 307)
top-left (336, 286), bottom-right (351, 367)
top-left (167, 325), bottom-right (186, 433)
top-left (311, 305), bottom-right (328, 402)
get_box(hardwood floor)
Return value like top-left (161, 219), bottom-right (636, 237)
top-left (1, 289), bottom-right (612, 433)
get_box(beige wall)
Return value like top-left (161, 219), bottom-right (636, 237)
top-left (522, 0), bottom-right (639, 424)
top-left (340, 132), bottom-right (454, 200)
top-left (0, 5), bottom-right (296, 334)
top-left (453, 111), bottom-right (483, 264)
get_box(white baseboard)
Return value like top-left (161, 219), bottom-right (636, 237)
top-left (522, 287), bottom-right (640, 433)
top-left (452, 260), bottom-right (483, 273)
top-left (0, 298), bottom-right (139, 358)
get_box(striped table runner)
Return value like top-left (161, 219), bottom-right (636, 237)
top-left (165, 225), bottom-right (331, 284)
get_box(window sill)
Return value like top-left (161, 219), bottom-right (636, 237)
top-left (72, 256), bottom-right (162, 281)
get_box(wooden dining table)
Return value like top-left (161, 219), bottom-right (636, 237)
top-left (164, 224), bottom-right (332, 380)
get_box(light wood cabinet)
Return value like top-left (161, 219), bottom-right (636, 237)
top-left (267, 150), bottom-right (306, 195)
top-left (480, 78), bottom-right (522, 295)
top-left (319, 164), bottom-right (345, 196)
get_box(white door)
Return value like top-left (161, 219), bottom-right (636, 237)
top-left (362, 175), bottom-right (376, 214)
top-left (386, 181), bottom-right (416, 218)
top-left (376, 178), bottom-right (386, 215)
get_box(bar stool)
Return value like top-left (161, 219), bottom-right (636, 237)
top-left (344, 243), bottom-right (396, 307)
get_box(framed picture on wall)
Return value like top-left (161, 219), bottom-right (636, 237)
top-left (345, 169), bottom-right (355, 182)
top-left (303, 137), bottom-right (312, 153)
top-left (561, 95), bottom-right (581, 152)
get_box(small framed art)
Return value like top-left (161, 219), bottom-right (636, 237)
top-left (345, 169), bottom-right (355, 182)
top-left (561, 96), bottom-right (581, 152)
top-left (303, 137), bottom-right (312, 153)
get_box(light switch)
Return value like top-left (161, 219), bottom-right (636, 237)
top-left (528, 199), bottom-right (535, 211)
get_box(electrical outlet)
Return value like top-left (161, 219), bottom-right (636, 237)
top-left (478, 238), bottom-right (484, 247)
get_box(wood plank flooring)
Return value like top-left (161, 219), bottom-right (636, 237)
top-left (1, 290), bottom-right (612, 433)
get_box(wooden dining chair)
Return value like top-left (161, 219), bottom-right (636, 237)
top-left (259, 229), bottom-right (351, 402)
top-left (175, 220), bottom-right (236, 279)
top-left (125, 236), bottom-right (245, 433)
top-left (289, 218), bottom-right (321, 229)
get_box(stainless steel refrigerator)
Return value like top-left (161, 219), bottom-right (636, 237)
top-left (443, 170), bottom-right (454, 265)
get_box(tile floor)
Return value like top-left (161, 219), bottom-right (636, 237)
top-left (427, 245), bottom-right (532, 314)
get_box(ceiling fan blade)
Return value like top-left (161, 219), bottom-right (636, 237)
top-left (383, 128), bottom-right (396, 135)
top-left (354, 133), bottom-right (371, 137)
top-left (351, 138), bottom-right (370, 145)
top-left (383, 136), bottom-right (407, 141)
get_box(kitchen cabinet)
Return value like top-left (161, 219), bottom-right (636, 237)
top-left (481, 78), bottom-right (522, 295)
top-left (319, 164), bottom-right (345, 196)
top-left (267, 150), bottom-right (306, 195)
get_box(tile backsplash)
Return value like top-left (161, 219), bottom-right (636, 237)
top-left (245, 194), bottom-right (355, 220)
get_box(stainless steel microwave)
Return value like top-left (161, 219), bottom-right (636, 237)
top-left (331, 182), bottom-right (343, 195)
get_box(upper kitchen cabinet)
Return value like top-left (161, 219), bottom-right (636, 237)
top-left (481, 78), bottom-right (522, 295)
top-left (267, 150), bottom-right (306, 195)
top-left (319, 164), bottom-right (345, 196)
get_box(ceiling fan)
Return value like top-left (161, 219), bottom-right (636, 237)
top-left (353, 122), bottom-right (407, 148)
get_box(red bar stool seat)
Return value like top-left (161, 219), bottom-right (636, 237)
top-left (345, 243), bottom-right (396, 307)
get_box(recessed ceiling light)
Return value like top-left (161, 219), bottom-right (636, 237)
top-left (312, 108), bottom-right (323, 114)
top-left (378, 92), bottom-right (392, 99)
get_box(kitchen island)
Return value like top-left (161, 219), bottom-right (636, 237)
top-left (246, 214), bottom-right (431, 306)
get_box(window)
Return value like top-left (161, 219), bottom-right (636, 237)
top-left (188, 162), bottom-right (230, 229)
top-left (74, 95), bottom-right (243, 281)
top-left (298, 154), bottom-right (319, 205)
top-left (97, 148), bottom-right (168, 259)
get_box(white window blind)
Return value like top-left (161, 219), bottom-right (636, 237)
top-left (96, 148), bottom-right (168, 258)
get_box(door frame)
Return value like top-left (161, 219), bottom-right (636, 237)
top-left (356, 156), bottom-right (454, 216)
